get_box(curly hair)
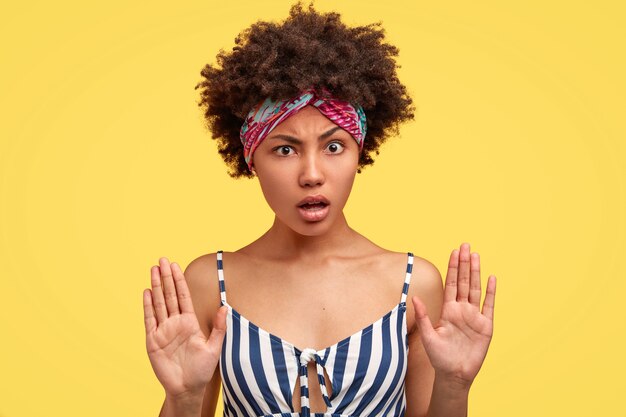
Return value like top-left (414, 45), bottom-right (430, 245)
top-left (194, 1), bottom-right (415, 179)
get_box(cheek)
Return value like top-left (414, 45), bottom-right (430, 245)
top-left (337, 172), bottom-right (358, 201)
top-left (257, 173), bottom-right (292, 211)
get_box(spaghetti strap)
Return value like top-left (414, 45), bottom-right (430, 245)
top-left (216, 250), bottom-right (227, 306)
top-left (400, 252), bottom-right (414, 304)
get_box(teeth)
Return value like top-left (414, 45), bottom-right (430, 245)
top-left (302, 202), bottom-right (325, 208)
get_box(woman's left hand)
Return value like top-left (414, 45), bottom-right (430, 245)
top-left (412, 243), bottom-right (496, 389)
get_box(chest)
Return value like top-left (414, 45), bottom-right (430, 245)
top-left (221, 256), bottom-right (407, 351)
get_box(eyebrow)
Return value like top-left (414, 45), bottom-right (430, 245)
top-left (267, 126), bottom-right (343, 144)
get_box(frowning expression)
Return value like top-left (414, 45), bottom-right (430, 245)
top-left (251, 105), bottom-right (360, 235)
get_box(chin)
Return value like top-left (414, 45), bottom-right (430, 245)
top-left (280, 211), bottom-right (335, 236)
top-left (293, 223), bottom-right (331, 236)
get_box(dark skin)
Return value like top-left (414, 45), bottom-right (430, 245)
top-left (144, 107), bottom-right (496, 417)
top-left (183, 245), bottom-right (443, 416)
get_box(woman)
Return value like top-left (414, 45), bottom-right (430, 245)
top-left (143, 3), bottom-right (496, 417)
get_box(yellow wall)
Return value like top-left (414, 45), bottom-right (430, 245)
top-left (1, 1), bottom-right (624, 416)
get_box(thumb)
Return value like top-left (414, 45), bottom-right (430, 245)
top-left (411, 295), bottom-right (436, 342)
top-left (206, 305), bottom-right (228, 350)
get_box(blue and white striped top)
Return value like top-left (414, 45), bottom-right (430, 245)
top-left (216, 250), bottom-right (415, 417)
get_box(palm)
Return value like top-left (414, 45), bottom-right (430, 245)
top-left (143, 258), bottom-right (227, 398)
top-left (412, 243), bottom-right (496, 386)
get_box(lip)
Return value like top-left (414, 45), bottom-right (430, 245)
top-left (297, 204), bottom-right (330, 222)
top-left (297, 194), bottom-right (330, 207)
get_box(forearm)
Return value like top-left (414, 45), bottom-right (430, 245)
top-left (159, 390), bottom-right (205, 417)
top-left (426, 373), bottom-right (471, 417)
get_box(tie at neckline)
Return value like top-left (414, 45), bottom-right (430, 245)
top-left (298, 347), bottom-right (332, 417)
top-left (299, 348), bottom-right (318, 365)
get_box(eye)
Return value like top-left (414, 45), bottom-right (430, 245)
top-left (325, 141), bottom-right (345, 154)
top-left (273, 145), bottom-right (295, 156)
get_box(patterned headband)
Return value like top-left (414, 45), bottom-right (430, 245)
top-left (239, 87), bottom-right (367, 171)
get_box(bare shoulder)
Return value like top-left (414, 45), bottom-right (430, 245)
top-left (182, 252), bottom-right (223, 337)
top-left (406, 254), bottom-right (444, 334)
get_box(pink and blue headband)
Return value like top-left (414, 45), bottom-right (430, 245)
top-left (239, 87), bottom-right (367, 171)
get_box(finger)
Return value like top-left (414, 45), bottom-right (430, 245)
top-left (159, 257), bottom-right (181, 316)
top-left (172, 262), bottom-right (195, 315)
top-left (481, 275), bottom-right (496, 321)
top-left (457, 243), bottom-right (471, 302)
top-left (411, 295), bottom-right (436, 342)
top-left (206, 306), bottom-right (228, 353)
top-left (443, 249), bottom-right (459, 303)
top-left (151, 265), bottom-right (168, 323)
top-left (143, 289), bottom-right (157, 334)
top-left (469, 252), bottom-right (482, 308)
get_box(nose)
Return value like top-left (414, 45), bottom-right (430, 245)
top-left (299, 153), bottom-right (325, 188)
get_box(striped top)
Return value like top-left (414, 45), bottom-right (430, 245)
top-left (216, 251), bottom-right (415, 417)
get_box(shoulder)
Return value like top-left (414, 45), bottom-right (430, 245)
top-left (406, 254), bottom-right (444, 334)
top-left (182, 252), bottom-right (223, 336)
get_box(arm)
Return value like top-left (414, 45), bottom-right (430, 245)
top-left (426, 373), bottom-right (470, 417)
top-left (153, 254), bottom-right (225, 417)
top-left (404, 261), bottom-right (471, 417)
top-left (159, 391), bottom-right (206, 417)
top-left (406, 244), bottom-right (497, 417)
top-left (158, 370), bottom-right (222, 417)
top-left (404, 258), bottom-right (444, 417)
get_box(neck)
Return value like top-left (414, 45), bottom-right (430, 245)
top-left (256, 211), bottom-right (362, 261)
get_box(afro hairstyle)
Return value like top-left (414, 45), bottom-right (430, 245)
top-left (194, 1), bottom-right (415, 179)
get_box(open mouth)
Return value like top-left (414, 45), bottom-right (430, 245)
top-left (297, 201), bottom-right (330, 222)
top-left (298, 202), bottom-right (328, 210)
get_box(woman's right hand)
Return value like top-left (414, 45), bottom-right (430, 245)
top-left (143, 257), bottom-right (227, 399)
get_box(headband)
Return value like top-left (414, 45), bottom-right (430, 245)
top-left (239, 87), bottom-right (367, 171)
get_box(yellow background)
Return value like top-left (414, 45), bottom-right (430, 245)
top-left (1, 0), bottom-right (624, 416)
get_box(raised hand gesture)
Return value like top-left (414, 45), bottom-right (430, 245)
top-left (412, 243), bottom-right (496, 388)
top-left (143, 257), bottom-right (227, 399)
